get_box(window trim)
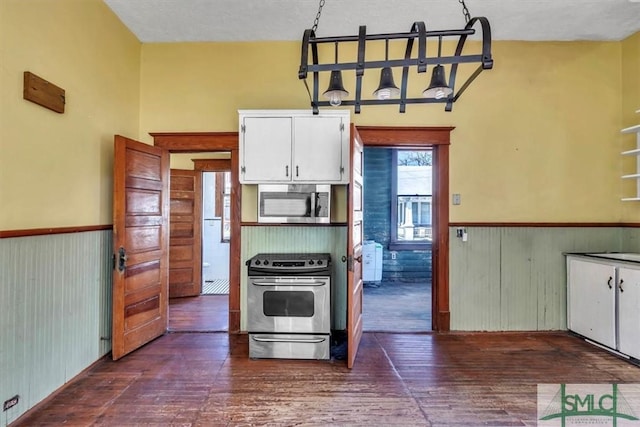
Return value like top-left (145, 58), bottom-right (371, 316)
top-left (389, 149), bottom-right (432, 251)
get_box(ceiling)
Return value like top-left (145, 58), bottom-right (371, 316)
top-left (104, 0), bottom-right (640, 43)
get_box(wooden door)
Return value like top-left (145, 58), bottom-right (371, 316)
top-left (112, 136), bottom-right (170, 360)
top-left (169, 169), bottom-right (202, 298)
top-left (347, 125), bottom-right (364, 368)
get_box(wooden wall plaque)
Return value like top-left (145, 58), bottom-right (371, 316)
top-left (23, 71), bottom-right (65, 113)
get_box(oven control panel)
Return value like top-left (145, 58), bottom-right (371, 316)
top-left (247, 253), bottom-right (331, 275)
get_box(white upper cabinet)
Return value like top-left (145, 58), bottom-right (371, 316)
top-left (239, 110), bottom-right (350, 184)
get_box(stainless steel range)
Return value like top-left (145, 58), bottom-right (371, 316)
top-left (246, 253), bottom-right (331, 360)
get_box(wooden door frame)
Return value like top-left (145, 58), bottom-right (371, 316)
top-left (151, 132), bottom-right (241, 333)
top-left (151, 126), bottom-right (453, 333)
top-left (356, 126), bottom-right (453, 332)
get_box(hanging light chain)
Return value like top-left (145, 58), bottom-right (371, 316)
top-left (311, 0), bottom-right (325, 33)
top-left (458, 0), bottom-right (471, 23)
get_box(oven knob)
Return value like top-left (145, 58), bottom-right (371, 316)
top-left (255, 260), bottom-right (261, 266)
top-left (309, 260), bottom-right (315, 265)
top-left (317, 260), bottom-right (323, 265)
top-left (264, 260), bottom-right (269, 265)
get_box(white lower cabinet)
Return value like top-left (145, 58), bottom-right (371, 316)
top-left (618, 267), bottom-right (640, 359)
top-left (567, 255), bottom-right (640, 360)
top-left (567, 258), bottom-right (616, 349)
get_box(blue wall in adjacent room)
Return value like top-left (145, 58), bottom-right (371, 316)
top-left (363, 148), bottom-right (432, 282)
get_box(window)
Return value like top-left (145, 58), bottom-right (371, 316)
top-left (390, 149), bottom-right (433, 250)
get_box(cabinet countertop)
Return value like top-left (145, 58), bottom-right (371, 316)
top-left (565, 252), bottom-right (640, 264)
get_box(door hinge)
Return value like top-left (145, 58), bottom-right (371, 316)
top-left (241, 166), bottom-right (246, 174)
top-left (340, 122), bottom-right (345, 132)
top-left (347, 255), bottom-right (353, 272)
top-left (241, 124), bottom-right (246, 133)
top-left (340, 166), bottom-right (345, 175)
top-left (112, 253), bottom-right (116, 270)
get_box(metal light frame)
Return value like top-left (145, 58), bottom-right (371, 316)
top-left (298, 18), bottom-right (493, 114)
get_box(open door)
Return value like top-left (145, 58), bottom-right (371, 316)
top-left (112, 135), bottom-right (170, 360)
top-left (347, 125), bottom-right (364, 368)
top-left (168, 169), bottom-right (202, 298)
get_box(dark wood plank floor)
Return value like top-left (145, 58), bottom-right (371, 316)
top-left (169, 295), bottom-right (228, 332)
top-left (13, 332), bottom-right (640, 426)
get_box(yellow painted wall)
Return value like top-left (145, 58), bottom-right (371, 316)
top-left (0, 0), bottom-right (141, 230)
top-left (170, 152), bottom-right (231, 170)
top-left (621, 32), bottom-right (640, 221)
top-left (140, 40), bottom-right (624, 222)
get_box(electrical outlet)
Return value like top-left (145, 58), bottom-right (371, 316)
top-left (3, 395), bottom-right (19, 411)
top-left (391, 251), bottom-right (397, 260)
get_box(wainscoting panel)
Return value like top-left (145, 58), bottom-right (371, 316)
top-left (621, 227), bottom-right (640, 252)
top-left (240, 226), bottom-right (348, 331)
top-left (0, 230), bottom-right (112, 424)
top-left (450, 227), bottom-right (624, 331)
top-left (449, 227), bottom-right (502, 331)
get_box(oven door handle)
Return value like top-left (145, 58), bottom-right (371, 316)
top-left (252, 336), bottom-right (327, 344)
top-left (251, 281), bottom-right (327, 287)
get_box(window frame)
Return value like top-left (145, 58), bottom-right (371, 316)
top-left (389, 149), bottom-right (433, 251)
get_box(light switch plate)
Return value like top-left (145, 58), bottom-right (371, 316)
top-left (452, 194), bottom-right (461, 205)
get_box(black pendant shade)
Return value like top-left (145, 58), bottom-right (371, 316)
top-left (373, 67), bottom-right (400, 100)
top-left (322, 70), bottom-right (349, 106)
top-left (423, 65), bottom-right (453, 99)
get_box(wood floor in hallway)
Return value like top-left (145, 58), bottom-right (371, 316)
top-left (169, 295), bottom-right (228, 332)
top-left (13, 332), bottom-right (640, 426)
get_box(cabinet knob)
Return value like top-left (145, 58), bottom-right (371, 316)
top-left (285, 165), bottom-right (289, 177)
top-left (619, 278), bottom-right (625, 293)
top-left (607, 276), bottom-right (613, 289)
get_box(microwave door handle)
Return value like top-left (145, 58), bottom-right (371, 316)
top-left (312, 192), bottom-right (320, 217)
top-left (309, 192), bottom-right (316, 218)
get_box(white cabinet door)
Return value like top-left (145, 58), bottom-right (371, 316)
top-left (618, 267), bottom-right (640, 359)
top-left (293, 116), bottom-right (346, 182)
top-left (567, 258), bottom-right (616, 348)
top-left (241, 117), bottom-right (292, 182)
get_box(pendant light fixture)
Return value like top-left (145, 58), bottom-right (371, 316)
top-left (373, 40), bottom-right (400, 100)
top-left (322, 42), bottom-right (349, 106)
top-left (298, 0), bottom-right (493, 114)
top-left (423, 36), bottom-right (453, 100)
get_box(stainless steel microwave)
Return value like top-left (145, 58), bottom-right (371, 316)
top-left (258, 184), bottom-right (330, 224)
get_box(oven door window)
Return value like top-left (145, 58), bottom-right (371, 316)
top-left (263, 291), bottom-right (315, 317)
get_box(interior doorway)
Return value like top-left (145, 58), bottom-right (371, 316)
top-left (362, 147), bottom-right (433, 332)
top-left (201, 171), bottom-right (231, 295)
top-left (168, 155), bottom-right (232, 333)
